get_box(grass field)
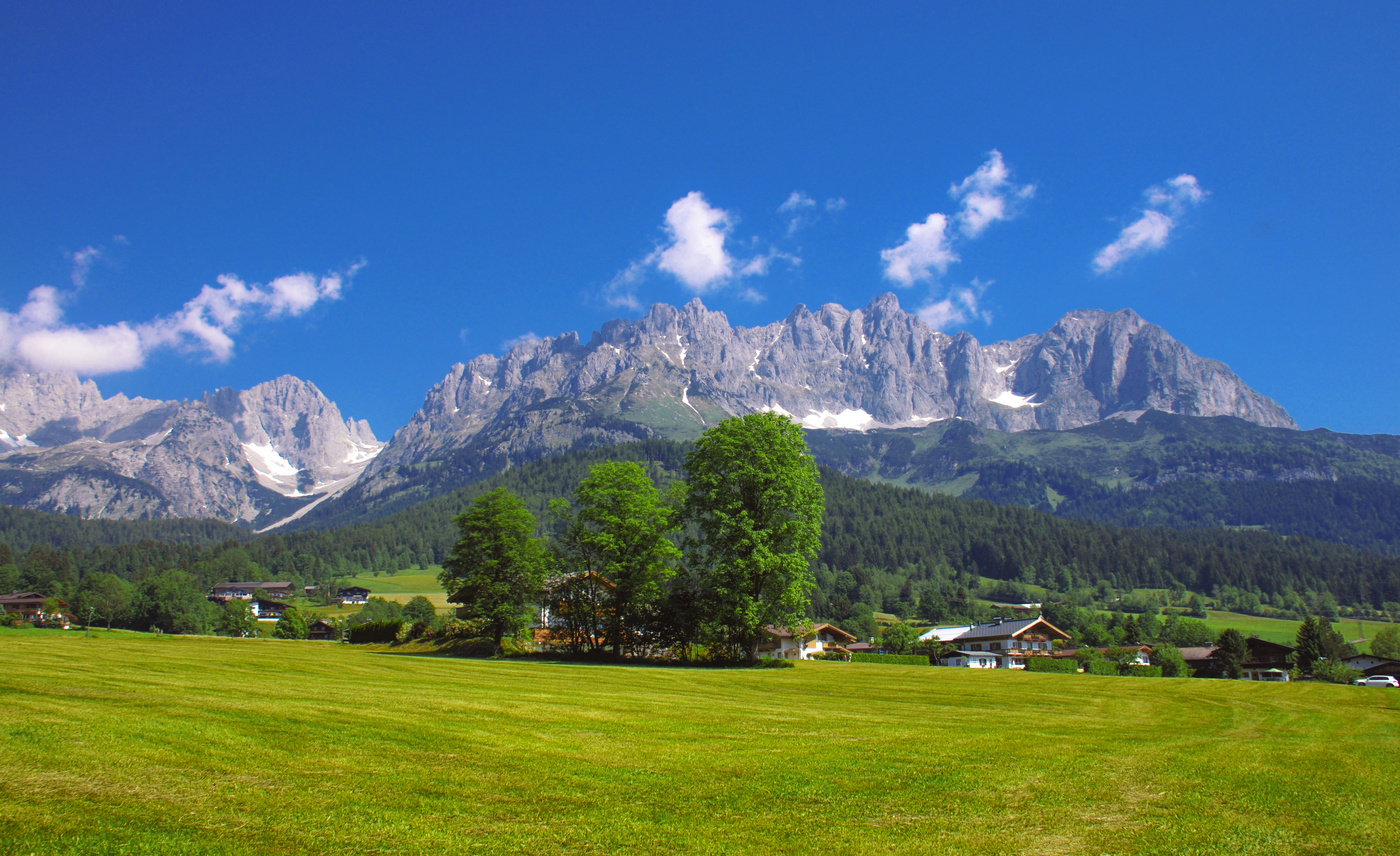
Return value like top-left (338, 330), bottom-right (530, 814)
top-left (3, 632), bottom-right (1398, 855)
top-left (1201, 610), bottom-right (1397, 651)
top-left (300, 569), bottom-right (451, 621)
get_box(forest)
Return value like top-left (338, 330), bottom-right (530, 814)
top-left (3, 437), bottom-right (1399, 636)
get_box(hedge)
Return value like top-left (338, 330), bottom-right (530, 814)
top-left (1085, 660), bottom-right (1121, 676)
top-left (1024, 656), bottom-right (1078, 673)
top-left (851, 653), bottom-right (930, 666)
top-left (348, 620), bottom-right (404, 644)
top-left (1124, 664), bottom-right (1163, 678)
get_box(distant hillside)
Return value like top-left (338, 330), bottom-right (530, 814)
top-left (805, 410), bottom-right (1400, 556)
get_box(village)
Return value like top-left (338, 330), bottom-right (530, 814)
top-left (6, 583), bottom-right (1397, 686)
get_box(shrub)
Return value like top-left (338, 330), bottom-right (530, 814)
top-left (851, 653), bottom-right (929, 666)
top-left (1311, 659), bottom-right (1363, 685)
top-left (407, 620), bottom-right (435, 640)
top-left (441, 617), bottom-right (487, 640)
top-left (1024, 657), bottom-right (1078, 673)
top-left (1085, 660), bottom-right (1120, 676)
top-left (347, 620), bottom-right (403, 644)
top-left (1149, 643), bottom-right (1193, 678)
top-left (1124, 665), bottom-right (1163, 678)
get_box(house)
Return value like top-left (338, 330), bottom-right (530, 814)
top-left (0, 592), bottom-right (69, 626)
top-left (940, 651), bottom-right (1006, 669)
top-left (250, 600), bottom-right (288, 621)
top-left (338, 586), bottom-right (371, 605)
top-left (1239, 638), bottom-right (1294, 682)
top-left (1341, 653), bottom-right (1400, 677)
top-left (307, 619), bottom-right (339, 641)
top-left (1178, 638), bottom-right (1295, 680)
top-left (757, 623), bottom-right (857, 660)
top-left (1179, 646), bottom-right (1220, 677)
top-left (918, 615), bottom-right (1072, 669)
top-left (210, 581), bottom-right (296, 601)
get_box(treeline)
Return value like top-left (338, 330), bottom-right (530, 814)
top-left (4, 439), bottom-right (1400, 634)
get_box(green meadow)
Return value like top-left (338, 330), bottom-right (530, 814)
top-left (1201, 609), bottom-right (1396, 651)
top-left (3, 632), bottom-right (1398, 855)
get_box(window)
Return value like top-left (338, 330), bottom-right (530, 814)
top-left (991, 642), bottom-right (1001, 650)
top-left (971, 643), bottom-right (981, 651)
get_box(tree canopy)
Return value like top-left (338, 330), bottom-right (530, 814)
top-left (683, 413), bottom-right (824, 662)
top-left (439, 488), bottom-right (548, 652)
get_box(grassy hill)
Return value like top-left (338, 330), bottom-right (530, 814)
top-left (3, 632), bottom-right (1397, 855)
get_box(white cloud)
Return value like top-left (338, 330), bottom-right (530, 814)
top-left (779, 191), bottom-right (817, 235)
top-left (0, 264), bottom-right (357, 375)
top-left (1093, 174), bottom-right (1207, 274)
top-left (501, 332), bottom-right (541, 351)
top-left (916, 279), bottom-right (993, 331)
top-left (825, 197), bottom-right (847, 213)
top-left (605, 192), bottom-right (795, 307)
top-left (779, 192), bottom-right (815, 214)
top-left (657, 192), bottom-right (734, 292)
top-left (949, 150), bottom-right (1036, 238)
top-left (881, 151), bottom-right (1033, 288)
top-left (880, 213), bottom-right (958, 286)
top-left (70, 246), bottom-right (103, 288)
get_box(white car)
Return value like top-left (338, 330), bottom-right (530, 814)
top-left (1354, 675), bottom-right (1399, 687)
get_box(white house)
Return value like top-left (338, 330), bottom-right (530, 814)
top-left (918, 615), bottom-right (1072, 669)
top-left (757, 623), bottom-right (858, 660)
top-left (941, 651), bottom-right (1006, 669)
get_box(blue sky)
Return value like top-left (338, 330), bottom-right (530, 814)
top-left (2, 4), bottom-right (1397, 436)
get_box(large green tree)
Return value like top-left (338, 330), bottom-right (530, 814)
top-left (1295, 616), bottom-right (1324, 674)
top-left (439, 488), bottom-right (548, 653)
top-left (683, 412), bottom-right (824, 663)
top-left (273, 606), bottom-right (308, 640)
top-left (217, 599), bottom-right (259, 637)
top-left (1216, 628), bottom-right (1249, 679)
top-left (551, 461), bottom-right (682, 656)
top-left (75, 572), bottom-right (132, 630)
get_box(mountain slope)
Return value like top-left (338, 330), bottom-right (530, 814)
top-left (806, 410), bottom-right (1400, 555)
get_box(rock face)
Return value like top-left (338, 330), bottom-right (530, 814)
top-left (0, 365), bottom-right (382, 525)
top-left (352, 295), bottom-right (1293, 502)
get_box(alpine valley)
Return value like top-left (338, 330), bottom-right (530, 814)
top-left (3, 293), bottom-right (1399, 557)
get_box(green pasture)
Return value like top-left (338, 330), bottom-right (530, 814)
top-left (1202, 610), bottom-right (1397, 651)
top-left (300, 569), bottom-right (451, 620)
top-left (3, 633), bottom-right (1398, 855)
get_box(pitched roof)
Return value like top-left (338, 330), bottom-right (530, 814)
top-left (0, 592), bottom-right (48, 604)
top-left (1178, 646), bottom-right (1219, 660)
top-left (921, 615), bottom-right (1072, 643)
top-left (764, 623), bottom-right (857, 643)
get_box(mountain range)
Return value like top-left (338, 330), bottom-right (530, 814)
top-left (0, 293), bottom-right (1339, 535)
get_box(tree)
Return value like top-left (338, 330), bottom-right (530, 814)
top-left (438, 488), bottom-right (548, 653)
top-left (75, 572), bottom-right (132, 630)
top-left (1370, 625), bottom-right (1400, 660)
top-left (273, 606), bottom-right (308, 640)
top-left (403, 596), bottom-right (437, 625)
top-left (551, 461), bottom-right (682, 656)
top-left (1149, 643), bottom-right (1192, 677)
top-left (1216, 628), bottom-right (1248, 679)
top-left (880, 621), bottom-right (918, 655)
top-left (1295, 616), bottom-right (1324, 674)
top-left (683, 413), bottom-right (825, 663)
top-left (133, 570), bottom-right (215, 635)
top-left (217, 599), bottom-right (259, 637)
